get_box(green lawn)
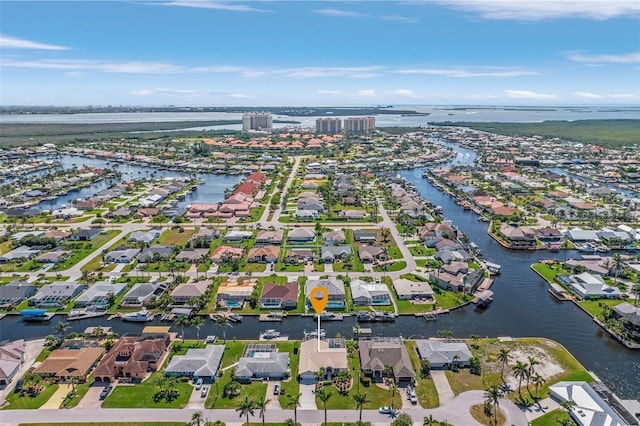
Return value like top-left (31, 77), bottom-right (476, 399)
top-left (531, 263), bottom-right (569, 284)
top-left (52, 230), bottom-right (120, 271)
top-left (373, 261), bottom-right (406, 272)
top-left (433, 288), bottom-right (472, 310)
top-left (158, 229), bottom-right (195, 247)
top-left (577, 299), bottom-right (625, 320)
top-left (207, 341), bottom-right (247, 408)
top-left (276, 341), bottom-right (300, 407)
top-left (404, 340), bottom-right (439, 408)
top-left (60, 376), bottom-right (93, 408)
top-left (19, 423), bottom-right (187, 426)
top-left (531, 409), bottom-right (576, 426)
top-left (101, 372), bottom-right (192, 408)
top-left (3, 384), bottom-right (59, 409)
top-left (408, 246), bottom-right (434, 256)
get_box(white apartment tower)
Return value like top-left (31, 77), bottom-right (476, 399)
top-left (343, 116), bottom-right (375, 134)
top-left (315, 118), bottom-right (343, 135)
top-left (242, 112), bottom-right (273, 131)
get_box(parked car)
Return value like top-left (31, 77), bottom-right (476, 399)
top-left (273, 384), bottom-right (280, 395)
top-left (408, 389), bottom-right (417, 404)
top-left (379, 406), bottom-right (392, 414)
top-left (201, 386), bottom-right (209, 398)
top-left (99, 385), bottom-right (112, 400)
top-left (14, 379), bottom-right (23, 393)
top-left (195, 378), bottom-right (203, 390)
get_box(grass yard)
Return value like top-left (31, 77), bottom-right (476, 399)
top-left (404, 340), bottom-right (439, 408)
top-left (433, 288), bottom-right (472, 310)
top-left (60, 376), bottom-right (93, 408)
top-left (101, 372), bottom-right (192, 408)
top-left (19, 424), bottom-right (187, 426)
top-left (577, 299), bottom-right (625, 321)
top-left (53, 229), bottom-right (120, 271)
top-left (158, 229), bottom-right (195, 247)
top-left (373, 261), bottom-right (407, 272)
top-left (276, 341), bottom-right (300, 407)
top-left (531, 263), bottom-right (569, 284)
top-left (470, 403), bottom-right (506, 426)
top-left (3, 384), bottom-right (59, 409)
top-left (206, 341), bottom-right (247, 408)
top-left (531, 409), bottom-right (576, 426)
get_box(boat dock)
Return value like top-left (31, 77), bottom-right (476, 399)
top-left (353, 327), bottom-right (372, 337)
top-left (259, 311), bottom-right (287, 322)
top-left (67, 310), bottom-right (107, 321)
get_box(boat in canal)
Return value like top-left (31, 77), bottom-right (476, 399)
top-left (121, 309), bottom-right (155, 322)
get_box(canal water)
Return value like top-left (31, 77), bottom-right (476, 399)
top-left (1, 146), bottom-right (639, 399)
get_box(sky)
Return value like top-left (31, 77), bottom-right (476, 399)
top-left (1, 0), bottom-right (639, 106)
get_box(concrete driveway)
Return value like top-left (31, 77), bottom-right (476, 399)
top-left (76, 382), bottom-right (110, 409)
top-left (431, 370), bottom-right (455, 403)
top-left (264, 381), bottom-right (281, 408)
top-left (298, 383), bottom-right (317, 410)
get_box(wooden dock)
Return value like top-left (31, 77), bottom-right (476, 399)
top-left (259, 311), bottom-right (287, 322)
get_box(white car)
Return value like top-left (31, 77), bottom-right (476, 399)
top-left (195, 378), bottom-right (203, 390)
top-left (201, 386), bottom-right (209, 398)
top-left (408, 390), bottom-right (418, 404)
top-left (379, 406), bottom-right (392, 414)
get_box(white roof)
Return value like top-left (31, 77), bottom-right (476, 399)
top-left (549, 381), bottom-right (629, 426)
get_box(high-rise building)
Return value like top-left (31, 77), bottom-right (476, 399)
top-left (315, 117), bottom-right (342, 135)
top-left (242, 112), bottom-right (273, 131)
top-left (343, 116), bottom-right (375, 134)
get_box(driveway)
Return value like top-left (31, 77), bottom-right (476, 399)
top-left (431, 370), bottom-right (455, 403)
top-left (298, 382), bottom-right (317, 410)
top-left (264, 381), bottom-right (281, 408)
top-left (184, 383), bottom-right (203, 409)
top-left (39, 384), bottom-right (72, 409)
top-left (76, 382), bottom-right (110, 409)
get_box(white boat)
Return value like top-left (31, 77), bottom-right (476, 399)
top-left (259, 329), bottom-right (289, 341)
top-left (577, 243), bottom-right (596, 254)
top-left (121, 309), bottom-right (155, 322)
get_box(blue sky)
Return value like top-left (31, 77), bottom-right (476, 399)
top-left (1, 1), bottom-right (639, 106)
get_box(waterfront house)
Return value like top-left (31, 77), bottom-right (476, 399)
top-left (321, 245), bottom-right (352, 263)
top-left (567, 272), bottom-right (622, 299)
top-left (566, 228), bottom-right (600, 243)
top-left (235, 347), bottom-right (289, 383)
top-left (0, 340), bottom-right (25, 385)
top-left (34, 347), bottom-right (104, 382)
top-left (210, 246), bottom-right (245, 263)
top-left (69, 228), bottom-right (102, 241)
top-left (93, 334), bottom-right (170, 382)
top-left (358, 337), bottom-right (416, 384)
top-left (165, 344), bottom-right (225, 381)
top-left (305, 278), bottom-right (345, 309)
top-left (170, 281), bottom-right (209, 305)
top-left (175, 248), bottom-right (209, 263)
top-left (216, 279), bottom-right (257, 308)
top-left (549, 382), bottom-right (630, 426)
top-left (298, 338), bottom-right (348, 384)
top-left (74, 282), bottom-right (127, 308)
top-left (260, 282), bottom-right (298, 309)
top-left (322, 230), bottom-right (346, 245)
top-left (499, 224), bottom-right (536, 248)
top-left (0, 280), bottom-right (36, 309)
top-left (29, 282), bottom-right (86, 308)
top-left (121, 282), bottom-right (166, 307)
top-left (350, 280), bottom-right (391, 305)
top-left (247, 245), bottom-right (280, 263)
top-left (105, 247), bottom-right (140, 264)
top-left (392, 278), bottom-right (434, 301)
top-left (611, 302), bottom-right (640, 338)
top-left (415, 339), bottom-right (472, 369)
top-left (287, 228), bottom-right (316, 243)
top-left (255, 230), bottom-right (284, 245)
top-left (536, 227), bottom-right (564, 242)
top-left (128, 230), bottom-right (161, 245)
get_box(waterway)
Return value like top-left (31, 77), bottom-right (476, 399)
top-left (1, 145), bottom-right (639, 399)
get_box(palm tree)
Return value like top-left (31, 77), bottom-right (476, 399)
top-left (92, 325), bottom-right (105, 339)
top-left (388, 381), bottom-right (397, 411)
top-left (283, 419), bottom-right (296, 426)
top-left (191, 410), bottom-right (204, 426)
top-left (254, 394), bottom-right (270, 426)
top-left (632, 284), bottom-right (640, 306)
top-left (531, 373), bottom-right (546, 399)
top-left (526, 356), bottom-right (539, 393)
top-left (484, 385), bottom-right (501, 426)
top-left (54, 321), bottom-right (71, 341)
top-left (317, 388), bottom-right (332, 426)
top-left (423, 414), bottom-right (437, 425)
top-left (353, 392), bottom-right (371, 422)
top-left (214, 316), bottom-right (232, 343)
top-left (236, 395), bottom-right (256, 425)
top-left (383, 364), bottom-right (394, 380)
top-left (191, 316), bottom-right (204, 344)
top-left (512, 361), bottom-right (529, 397)
top-left (175, 315), bottom-right (190, 343)
top-left (286, 392), bottom-right (302, 425)
top-left (612, 253), bottom-right (625, 284)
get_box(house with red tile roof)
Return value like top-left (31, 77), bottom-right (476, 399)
top-left (93, 334), bottom-right (169, 382)
top-left (260, 282), bottom-right (299, 309)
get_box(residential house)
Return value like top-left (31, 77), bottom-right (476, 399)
top-left (105, 248), bottom-right (140, 264)
top-left (223, 230), bottom-right (253, 243)
top-left (210, 246), bottom-right (244, 263)
top-left (121, 282), bottom-right (166, 307)
top-left (34, 347), bottom-right (104, 382)
top-left (321, 245), bottom-right (352, 263)
top-left (175, 248), bottom-right (209, 263)
top-left (358, 246), bottom-right (388, 263)
top-left (170, 281), bottom-right (209, 305)
top-left (358, 337), bottom-right (416, 383)
top-left (0, 340), bottom-right (25, 385)
top-left (128, 230), bottom-right (161, 245)
top-left (299, 338), bottom-right (348, 384)
top-left (305, 278), bottom-right (345, 309)
top-left (568, 272), bottom-right (622, 299)
top-left (93, 334), bottom-right (170, 382)
top-left (0, 245), bottom-right (41, 263)
top-left (353, 230), bottom-right (377, 243)
top-left (566, 228), bottom-right (600, 243)
top-left (536, 227), bottom-right (564, 242)
top-left (35, 249), bottom-right (71, 264)
top-left (499, 224), bottom-right (536, 248)
top-left (107, 207), bottom-right (132, 219)
top-left (260, 282), bottom-right (298, 310)
top-left (42, 230), bottom-right (72, 241)
top-left (247, 245), bottom-right (280, 263)
top-left (549, 382), bottom-right (630, 426)
top-left (415, 339), bottom-right (472, 369)
top-left (322, 230), bottom-right (346, 245)
top-left (165, 344), bottom-right (225, 381)
top-left (29, 282), bottom-right (86, 308)
top-left (340, 210), bottom-right (367, 220)
top-left (612, 302), bottom-right (640, 338)
top-left (350, 280), bottom-right (391, 305)
top-left (235, 348), bottom-right (289, 383)
top-left (287, 228), bottom-right (316, 243)
top-left (74, 282), bottom-right (127, 308)
top-left (69, 228), bottom-right (102, 241)
top-left (295, 209), bottom-right (319, 220)
top-left (216, 279), bottom-right (257, 308)
top-left (138, 245), bottom-right (173, 263)
top-left (189, 227), bottom-right (218, 244)
top-left (392, 278), bottom-right (434, 301)
top-left (435, 248), bottom-right (473, 264)
top-left (0, 280), bottom-right (36, 308)
top-left (255, 230), bottom-right (284, 245)
top-left (286, 248), bottom-right (314, 264)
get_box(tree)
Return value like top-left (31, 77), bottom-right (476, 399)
top-left (54, 321), bottom-right (71, 341)
top-left (175, 315), bottom-right (190, 343)
top-left (353, 392), bottom-right (371, 422)
top-left (423, 414), bottom-right (437, 425)
top-left (512, 361), bottom-right (529, 397)
top-left (391, 413), bottom-right (414, 426)
top-left (469, 334), bottom-right (481, 349)
top-left (484, 385), bottom-right (501, 426)
top-left (497, 348), bottom-right (511, 383)
top-left (531, 373), bottom-right (546, 399)
top-left (92, 325), bottom-right (105, 339)
top-left (389, 381), bottom-right (397, 411)
top-left (469, 356), bottom-right (482, 375)
top-left (317, 388), bottom-right (332, 426)
top-left (191, 410), bottom-right (204, 426)
top-left (283, 419), bottom-right (296, 426)
top-left (383, 364), bottom-right (394, 380)
top-left (223, 380), bottom-right (240, 397)
top-left (286, 392), bottom-right (302, 425)
top-left (254, 394), bottom-right (270, 426)
top-left (526, 356), bottom-right (539, 393)
top-left (235, 395), bottom-right (255, 426)
top-left (191, 316), bottom-right (204, 344)
top-left (420, 359), bottom-right (431, 378)
top-left (215, 316), bottom-right (232, 343)
top-left (632, 284), bottom-right (640, 306)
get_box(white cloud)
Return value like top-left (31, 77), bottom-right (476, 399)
top-left (317, 90), bottom-right (342, 94)
top-left (132, 88), bottom-right (198, 96)
top-left (357, 90), bottom-right (377, 97)
top-left (574, 91), bottom-right (603, 99)
top-left (2, 58), bottom-right (185, 73)
top-left (0, 35), bottom-right (70, 50)
top-left (229, 93), bottom-right (258, 98)
top-left (162, 1), bottom-right (270, 12)
top-left (390, 89), bottom-right (417, 98)
top-left (574, 91), bottom-right (639, 100)
top-left (565, 51), bottom-right (640, 64)
top-left (396, 68), bottom-right (540, 77)
top-left (429, 0), bottom-right (640, 20)
top-left (506, 89), bottom-right (558, 99)
top-left (313, 8), bottom-right (366, 18)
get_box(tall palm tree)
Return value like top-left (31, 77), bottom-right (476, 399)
top-left (484, 385), bottom-right (501, 426)
top-left (526, 356), bottom-right (539, 393)
top-left (612, 253), bottom-right (625, 284)
top-left (286, 392), bottom-right (302, 425)
top-left (236, 395), bottom-right (256, 425)
top-left (191, 316), bottom-right (204, 344)
top-left (317, 388), bottom-right (332, 426)
top-left (632, 284), bottom-right (640, 306)
top-left (353, 392), bottom-right (371, 422)
top-left (254, 394), bottom-right (270, 426)
top-left (497, 348), bottom-right (510, 383)
top-left (175, 315), bottom-right (190, 343)
top-left (531, 373), bottom-right (546, 400)
top-left (54, 321), bottom-right (71, 341)
top-left (512, 361), bottom-right (529, 397)
top-left (389, 381), bottom-right (397, 411)
top-left (190, 410), bottom-right (204, 426)
top-left (214, 316), bottom-right (232, 343)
